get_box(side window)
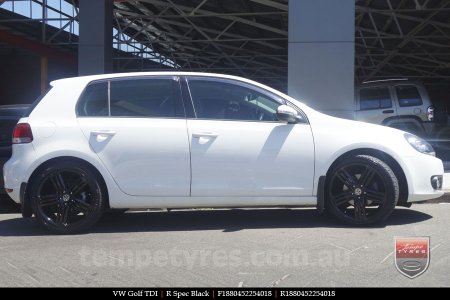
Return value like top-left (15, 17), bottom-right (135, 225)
top-left (77, 78), bottom-right (184, 118)
top-left (359, 86), bottom-right (392, 110)
top-left (396, 85), bottom-right (423, 107)
top-left (110, 79), bottom-right (181, 117)
top-left (77, 82), bottom-right (108, 116)
top-left (187, 79), bottom-right (281, 121)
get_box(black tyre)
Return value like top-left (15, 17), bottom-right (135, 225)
top-left (30, 160), bottom-right (106, 234)
top-left (325, 155), bottom-right (399, 226)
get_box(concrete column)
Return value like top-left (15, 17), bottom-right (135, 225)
top-left (78, 0), bottom-right (113, 75)
top-left (288, 0), bottom-right (355, 119)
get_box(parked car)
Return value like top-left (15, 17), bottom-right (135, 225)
top-left (0, 104), bottom-right (29, 194)
top-left (3, 73), bottom-right (444, 234)
top-left (355, 79), bottom-right (450, 164)
top-left (355, 79), bottom-right (433, 135)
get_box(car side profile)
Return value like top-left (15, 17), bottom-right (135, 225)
top-left (3, 72), bottom-right (444, 234)
top-left (355, 79), bottom-right (433, 130)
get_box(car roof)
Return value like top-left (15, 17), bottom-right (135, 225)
top-left (51, 71), bottom-right (295, 100)
top-left (48, 71), bottom-right (317, 115)
top-left (50, 72), bottom-right (268, 90)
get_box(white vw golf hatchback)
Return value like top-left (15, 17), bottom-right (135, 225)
top-left (3, 72), bottom-right (444, 233)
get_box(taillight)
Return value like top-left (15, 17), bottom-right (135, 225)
top-left (12, 123), bottom-right (33, 144)
top-left (427, 106), bottom-right (434, 122)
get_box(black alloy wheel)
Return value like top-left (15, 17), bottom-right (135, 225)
top-left (326, 155), bottom-right (399, 225)
top-left (30, 160), bottom-right (106, 234)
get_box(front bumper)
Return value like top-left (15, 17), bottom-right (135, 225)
top-left (401, 154), bottom-right (444, 202)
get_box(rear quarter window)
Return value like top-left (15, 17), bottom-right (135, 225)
top-left (395, 85), bottom-right (423, 107)
top-left (77, 82), bottom-right (109, 117)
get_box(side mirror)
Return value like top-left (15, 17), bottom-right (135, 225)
top-left (276, 105), bottom-right (301, 124)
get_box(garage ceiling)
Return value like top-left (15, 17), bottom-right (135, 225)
top-left (112, 0), bottom-right (450, 89)
top-left (356, 0), bottom-right (450, 86)
top-left (1, 0), bottom-right (450, 90)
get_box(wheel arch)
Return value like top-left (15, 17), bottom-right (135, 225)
top-left (22, 156), bottom-right (111, 216)
top-left (323, 148), bottom-right (409, 207)
top-left (382, 115), bottom-right (424, 126)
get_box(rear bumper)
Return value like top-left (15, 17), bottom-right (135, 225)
top-left (3, 144), bottom-right (36, 204)
top-left (0, 155), bottom-right (11, 194)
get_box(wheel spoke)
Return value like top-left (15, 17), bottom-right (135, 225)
top-left (72, 198), bottom-right (92, 214)
top-left (365, 189), bottom-right (386, 204)
top-left (70, 177), bottom-right (88, 196)
top-left (50, 172), bottom-right (68, 193)
top-left (332, 192), bottom-right (351, 206)
top-left (336, 169), bottom-right (358, 188)
top-left (359, 167), bottom-right (376, 188)
top-left (39, 194), bottom-right (58, 207)
top-left (55, 204), bottom-right (70, 225)
top-left (354, 198), bottom-right (367, 220)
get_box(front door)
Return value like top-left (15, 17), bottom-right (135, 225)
top-left (185, 77), bottom-right (315, 197)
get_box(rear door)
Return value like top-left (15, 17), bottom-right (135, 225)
top-left (77, 76), bottom-right (191, 197)
top-left (393, 84), bottom-right (426, 121)
top-left (356, 85), bottom-right (396, 124)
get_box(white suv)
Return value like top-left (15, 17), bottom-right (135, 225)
top-left (355, 79), bottom-right (433, 132)
top-left (3, 72), bottom-right (444, 233)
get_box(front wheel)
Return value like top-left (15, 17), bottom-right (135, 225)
top-left (30, 160), bottom-right (106, 234)
top-left (325, 155), bottom-right (399, 226)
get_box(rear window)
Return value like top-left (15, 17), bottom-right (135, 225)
top-left (395, 85), bottom-right (423, 107)
top-left (359, 86), bottom-right (392, 110)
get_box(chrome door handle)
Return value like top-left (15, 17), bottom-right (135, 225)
top-left (192, 132), bottom-right (218, 138)
top-left (91, 130), bottom-right (116, 136)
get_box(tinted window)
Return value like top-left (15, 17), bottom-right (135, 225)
top-left (360, 87), bottom-right (392, 110)
top-left (77, 78), bottom-right (183, 118)
top-left (187, 79), bottom-right (281, 121)
top-left (396, 85), bottom-right (423, 107)
top-left (110, 79), bottom-right (181, 117)
top-left (77, 82), bottom-right (108, 117)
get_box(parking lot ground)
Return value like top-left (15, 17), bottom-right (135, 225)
top-left (0, 201), bottom-right (449, 287)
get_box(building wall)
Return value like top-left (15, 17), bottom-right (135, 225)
top-left (0, 47), bottom-right (76, 105)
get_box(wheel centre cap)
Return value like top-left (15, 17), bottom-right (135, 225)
top-left (354, 188), bottom-right (363, 196)
top-left (62, 194), bottom-right (70, 202)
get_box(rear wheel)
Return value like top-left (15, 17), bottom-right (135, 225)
top-left (30, 161), bottom-right (106, 234)
top-left (326, 155), bottom-right (399, 226)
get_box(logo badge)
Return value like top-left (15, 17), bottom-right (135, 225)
top-left (395, 237), bottom-right (430, 278)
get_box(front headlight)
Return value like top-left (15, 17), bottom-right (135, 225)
top-left (404, 133), bottom-right (435, 156)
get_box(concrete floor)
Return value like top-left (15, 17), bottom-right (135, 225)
top-left (0, 204), bottom-right (449, 287)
